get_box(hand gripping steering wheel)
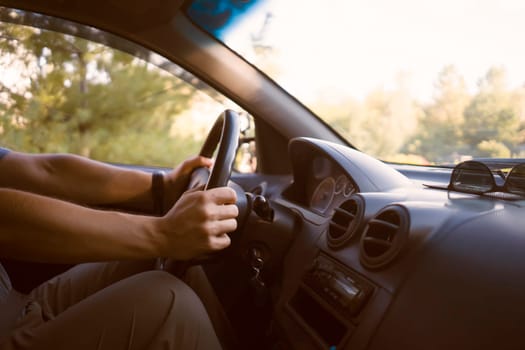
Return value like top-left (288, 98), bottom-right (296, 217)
top-left (188, 109), bottom-right (249, 233)
top-left (189, 109), bottom-right (250, 257)
top-left (157, 110), bottom-right (243, 269)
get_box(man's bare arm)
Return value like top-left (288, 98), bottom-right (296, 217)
top-left (0, 187), bottom-right (237, 263)
top-left (0, 151), bottom-right (212, 212)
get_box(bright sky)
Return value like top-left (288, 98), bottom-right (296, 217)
top-left (226, 0), bottom-right (525, 103)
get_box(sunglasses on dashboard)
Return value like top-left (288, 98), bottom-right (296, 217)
top-left (448, 160), bottom-right (525, 196)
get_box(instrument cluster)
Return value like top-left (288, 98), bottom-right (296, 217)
top-left (308, 156), bottom-right (356, 215)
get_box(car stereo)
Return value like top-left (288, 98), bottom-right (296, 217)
top-left (288, 253), bottom-right (373, 347)
top-left (303, 254), bottom-right (372, 318)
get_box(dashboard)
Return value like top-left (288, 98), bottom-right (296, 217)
top-left (306, 159), bottom-right (355, 215)
top-left (240, 137), bottom-right (525, 350)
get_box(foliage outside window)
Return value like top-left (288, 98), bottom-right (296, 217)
top-left (188, 0), bottom-right (525, 166)
top-left (321, 65), bottom-right (525, 165)
top-left (0, 9), bottom-right (245, 168)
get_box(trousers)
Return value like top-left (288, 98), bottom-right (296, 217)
top-left (0, 261), bottom-right (227, 349)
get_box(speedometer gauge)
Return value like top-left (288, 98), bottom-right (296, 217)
top-left (344, 181), bottom-right (355, 197)
top-left (310, 177), bottom-right (335, 213)
top-left (334, 175), bottom-right (348, 194)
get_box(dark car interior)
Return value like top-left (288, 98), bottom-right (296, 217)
top-left (1, 1), bottom-right (525, 350)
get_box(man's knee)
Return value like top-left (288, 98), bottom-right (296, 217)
top-left (124, 271), bottom-right (211, 322)
top-left (122, 271), bottom-right (221, 349)
top-left (130, 270), bottom-right (196, 300)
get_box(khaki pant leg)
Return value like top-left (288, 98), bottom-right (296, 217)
top-left (3, 271), bottom-right (221, 350)
top-left (184, 266), bottom-right (238, 350)
top-left (0, 264), bottom-right (28, 343)
top-left (29, 260), bottom-right (154, 320)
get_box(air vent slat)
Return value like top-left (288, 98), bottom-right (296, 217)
top-left (360, 205), bottom-right (409, 270)
top-left (329, 222), bottom-right (348, 232)
top-left (334, 207), bottom-right (356, 218)
top-left (368, 219), bottom-right (399, 230)
top-left (332, 211), bottom-right (355, 226)
top-left (362, 237), bottom-right (393, 248)
top-left (327, 196), bottom-right (364, 249)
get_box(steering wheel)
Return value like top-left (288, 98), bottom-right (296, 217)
top-left (198, 109), bottom-right (240, 189)
top-left (187, 109), bottom-right (240, 192)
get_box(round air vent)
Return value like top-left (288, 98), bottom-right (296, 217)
top-left (359, 205), bottom-right (409, 269)
top-left (327, 196), bottom-right (364, 249)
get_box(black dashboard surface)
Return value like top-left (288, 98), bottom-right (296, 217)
top-left (255, 137), bottom-right (525, 350)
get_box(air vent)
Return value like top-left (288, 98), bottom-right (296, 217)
top-left (359, 205), bottom-right (409, 270)
top-left (327, 196), bottom-right (364, 249)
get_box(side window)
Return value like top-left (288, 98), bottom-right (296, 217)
top-left (235, 113), bottom-right (257, 173)
top-left (0, 8), bottom-right (256, 171)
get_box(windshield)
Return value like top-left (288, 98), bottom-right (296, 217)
top-left (187, 0), bottom-right (525, 166)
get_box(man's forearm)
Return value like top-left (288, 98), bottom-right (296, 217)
top-left (0, 188), bottom-right (161, 263)
top-left (0, 152), bottom-right (156, 212)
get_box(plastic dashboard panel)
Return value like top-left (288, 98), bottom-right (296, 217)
top-left (367, 206), bottom-right (525, 349)
top-left (271, 137), bottom-right (525, 350)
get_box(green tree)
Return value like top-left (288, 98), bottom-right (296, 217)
top-left (463, 67), bottom-right (522, 158)
top-left (406, 65), bottom-right (470, 164)
top-left (363, 82), bottom-right (420, 159)
top-left (0, 15), bottom-right (203, 166)
top-left (313, 96), bottom-right (362, 147)
top-left (319, 73), bottom-right (421, 161)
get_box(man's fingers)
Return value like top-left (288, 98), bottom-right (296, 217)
top-left (207, 187), bottom-right (237, 204)
top-left (211, 203), bottom-right (238, 220)
top-left (215, 218), bottom-right (237, 234)
top-left (201, 216), bottom-right (238, 236)
top-left (181, 156), bottom-right (213, 173)
top-left (209, 233), bottom-right (232, 250)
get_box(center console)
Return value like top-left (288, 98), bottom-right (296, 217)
top-left (286, 253), bottom-right (374, 348)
